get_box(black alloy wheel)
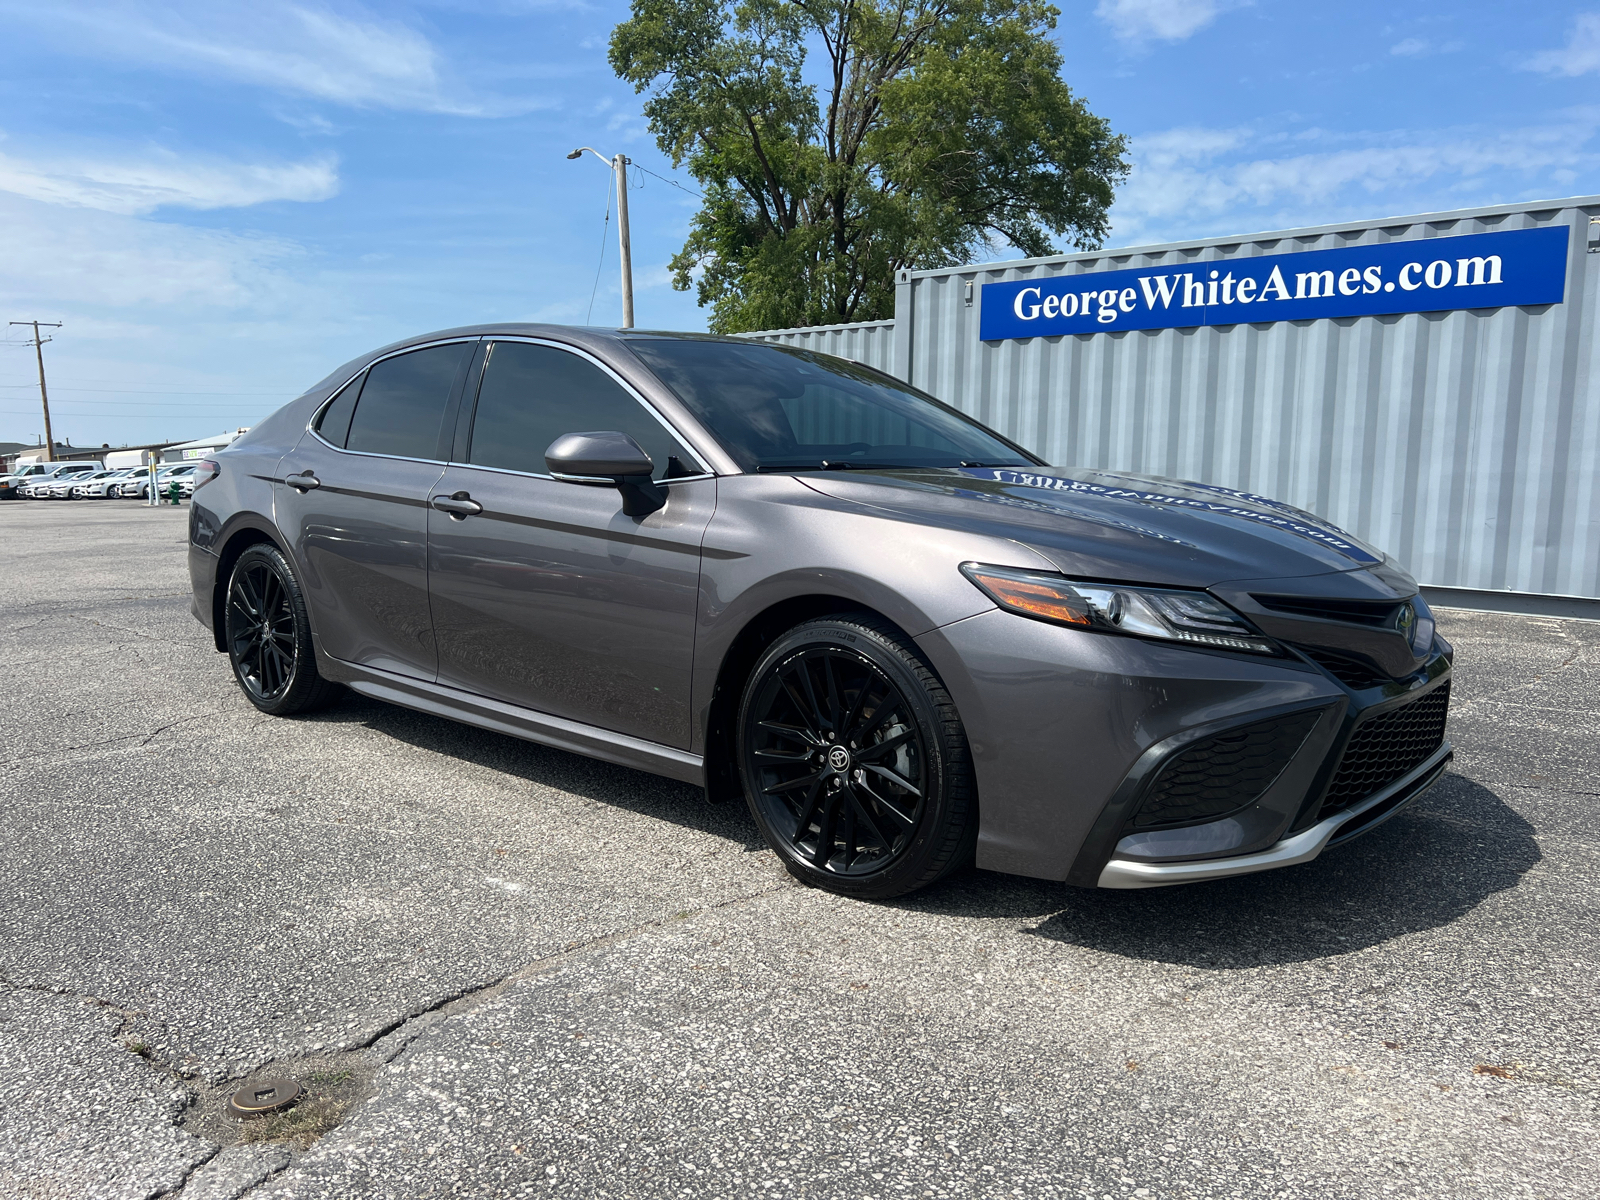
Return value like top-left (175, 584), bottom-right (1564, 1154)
top-left (738, 614), bottom-right (977, 899)
top-left (224, 544), bottom-right (340, 716)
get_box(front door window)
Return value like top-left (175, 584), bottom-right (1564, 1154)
top-left (465, 341), bottom-right (698, 478)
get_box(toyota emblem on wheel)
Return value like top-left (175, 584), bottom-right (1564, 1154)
top-left (828, 746), bottom-right (851, 771)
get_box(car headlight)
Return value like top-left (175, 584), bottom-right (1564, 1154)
top-left (960, 562), bottom-right (1280, 655)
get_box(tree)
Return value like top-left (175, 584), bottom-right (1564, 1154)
top-left (610, 0), bottom-right (1129, 333)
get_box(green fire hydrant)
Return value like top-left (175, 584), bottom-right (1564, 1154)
top-left (167, 480), bottom-right (182, 505)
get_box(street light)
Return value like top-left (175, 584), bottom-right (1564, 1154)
top-left (568, 147), bottom-right (634, 328)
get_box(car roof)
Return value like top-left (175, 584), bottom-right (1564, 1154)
top-left (298, 324), bottom-right (762, 400)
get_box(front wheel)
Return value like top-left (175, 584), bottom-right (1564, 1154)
top-left (224, 544), bottom-right (340, 715)
top-left (737, 614), bottom-right (977, 899)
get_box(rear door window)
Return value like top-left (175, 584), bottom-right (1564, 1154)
top-left (345, 343), bottom-right (470, 460)
top-left (465, 341), bottom-right (698, 480)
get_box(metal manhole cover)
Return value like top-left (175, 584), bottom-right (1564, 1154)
top-left (226, 1078), bottom-right (302, 1117)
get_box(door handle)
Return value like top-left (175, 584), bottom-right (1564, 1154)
top-left (430, 491), bottom-right (482, 517)
top-left (286, 471), bottom-right (320, 491)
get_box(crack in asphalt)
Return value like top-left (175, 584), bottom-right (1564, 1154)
top-left (0, 710), bottom-right (227, 768)
top-left (0, 975), bottom-right (144, 1027)
top-left (70, 611), bottom-right (199, 649)
top-left (361, 877), bottom-right (794, 1064)
top-left (128, 879), bottom-right (795, 1200)
top-left (1450, 622), bottom-right (1595, 721)
top-left (150, 1145), bottom-right (224, 1200)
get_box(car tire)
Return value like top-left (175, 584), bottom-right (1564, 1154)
top-left (737, 613), bottom-right (977, 900)
top-left (224, 543), bottom-right (340, 716)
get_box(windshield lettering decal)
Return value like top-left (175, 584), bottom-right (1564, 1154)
top-left (946, 486), bottom-right (1194, 546)
top-left (960, 468), bottom-right (1381, 564)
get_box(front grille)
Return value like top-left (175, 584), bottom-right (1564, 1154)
top-left (1134, 709), bottom-right (1322, 828)
top-left (1319, 683), bottom-right (1451, 818)
top-left (1298, 646), bottom-right (1391, 689)
top-left (1253, 594), bottom-right (1404, 626)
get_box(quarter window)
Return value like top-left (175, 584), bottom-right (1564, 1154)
top-left (315, 373), bottom-right (364, 448)
top-left (466, 342), bottom-right (697, 480)
top-left (345, 343), bottom-right (470, 460)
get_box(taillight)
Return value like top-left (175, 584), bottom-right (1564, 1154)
top-left (193, 459), bottom-right (221, 489)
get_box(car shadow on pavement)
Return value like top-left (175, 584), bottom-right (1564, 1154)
top-left (298, 692), bottom-right (768, 851)
top-left (900, 773), bottom-right (1540, 967)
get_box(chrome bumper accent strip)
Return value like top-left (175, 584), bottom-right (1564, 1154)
top-left (1096, 742), bottom-right (1453, 889)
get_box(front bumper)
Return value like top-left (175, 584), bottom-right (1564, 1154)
top-left (917, 606), bottom-right (1452, 887)
top-left (1097, 741), bottom-right (1451, 887)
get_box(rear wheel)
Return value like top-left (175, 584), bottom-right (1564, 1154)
top-left (224, 544), bottom-right (339, 715)
top-left (737, 614), bottom-right (977, 899)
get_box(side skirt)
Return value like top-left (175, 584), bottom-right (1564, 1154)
top-left (319, 654), bottom-right (705, 787)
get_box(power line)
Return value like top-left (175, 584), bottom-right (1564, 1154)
top-left (8, 320), bottom-right (62, 462)
top-left (587, 169), bottom-right (614, 326)
top-left (0, 385), bottom-right (293, 395)
top-left (0, 408), bottom-right (258, 417)
top-left (0, 404), bottom-right (269, 412)
top-left (0, 373), bottom-right (294, 386)
top-left (630, 162), bottom-right (704, 200)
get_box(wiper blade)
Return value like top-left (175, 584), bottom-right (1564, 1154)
top-left (818, 461), bottom-right (913, 471)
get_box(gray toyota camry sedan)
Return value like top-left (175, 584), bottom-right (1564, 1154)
top-left (188, 325), bottom-right (1452, 899)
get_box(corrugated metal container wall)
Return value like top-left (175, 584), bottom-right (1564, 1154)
top-left (744, 319), bottom-right (897, 376)
top-left (883, 197), bottom-right (1600, 603)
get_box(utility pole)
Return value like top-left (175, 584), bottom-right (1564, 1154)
top-left (10, 320), bottom-right (61, 461)
top-left (567, 148), bottom-right (634, 328)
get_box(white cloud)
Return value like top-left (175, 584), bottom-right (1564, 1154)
top-left (0, 1), bottom-right (528, 116)
top-left (1095, 0), bottom-right (1241, 43)
top-left (1526, 13), bottom-right (1600, 76)
top-left (0, 191), bottom-right (303, 311)
top-left (1111, 112), bottom-right (1600, 245)
top-left (0, 148), bottom-right (338, 215)
top-left (1390, 36), bottom-right (1463, 57)
top-left (0, 190), bottom-right (371, 445)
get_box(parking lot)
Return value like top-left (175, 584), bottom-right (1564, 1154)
top-left (0, 500), bottom-right (1595, 1200)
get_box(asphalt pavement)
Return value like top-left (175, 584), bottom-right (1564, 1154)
top-left (0, 500), bottom-right (1595, 1200)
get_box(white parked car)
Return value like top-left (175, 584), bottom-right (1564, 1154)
top-left (46, 469), bottom-right (116, 498)
top-left (4, 460), bottom-right (99, 498)
top-left (114, 469), bottom-right (163, 497)
top-left (71, 469), bottom-right (137, 498)
top-left (122, 464), bottom-right (197, 499)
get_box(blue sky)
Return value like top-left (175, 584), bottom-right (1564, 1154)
top-left (2, 0), bottom-right (1598, 448)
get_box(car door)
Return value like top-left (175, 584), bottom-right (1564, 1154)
top-left (426, 337), bottom-right (715, 749)
top-left (277, 339), bottom-right (477, 679)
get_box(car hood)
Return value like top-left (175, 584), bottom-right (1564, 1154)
top-left (798, 465), bottom-right (1414, 591)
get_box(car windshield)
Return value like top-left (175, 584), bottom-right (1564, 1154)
top-left (626, 338), bottom-right (1038, 473)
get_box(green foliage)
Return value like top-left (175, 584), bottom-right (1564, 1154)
top-left (611, 0), bottom-right (1129, 333)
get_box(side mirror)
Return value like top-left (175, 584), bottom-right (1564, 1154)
top-left (544, 431), bottom-right (666, 517)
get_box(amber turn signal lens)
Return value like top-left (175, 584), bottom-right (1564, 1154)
top-left (962, 568), bottom-right (1092, 625)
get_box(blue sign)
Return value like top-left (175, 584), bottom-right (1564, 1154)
top-left (979, 225), bottom-right (1570, 340)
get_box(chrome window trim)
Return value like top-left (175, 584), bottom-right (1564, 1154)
top-left (301, 333), bottom-right (723, 477)
top-left (450, 461), bottom-right (715, 486)
top-left (304, 336), bottom-right (481, 464)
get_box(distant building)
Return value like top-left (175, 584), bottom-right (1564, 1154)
top-left (160, 429), bottom-right (251, 464)
top-left (1, 441), bottom-right (109, 472)
top-left (3, 430), bottom-right (252, 473)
